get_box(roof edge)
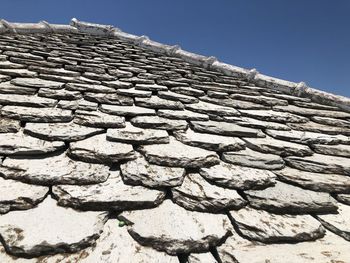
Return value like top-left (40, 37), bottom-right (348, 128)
top-left (0, 18), bottom-right (349, 111)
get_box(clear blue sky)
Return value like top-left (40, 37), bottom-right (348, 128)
top-left (1, 0), bottom-right (349, 97)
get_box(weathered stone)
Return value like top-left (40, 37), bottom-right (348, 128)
top-left (74, 110), bottom-right (125, 128)
top-left (0, 81), bottom-right (37, 95)
top-left (0, 69), bottom-right (37, 78)
top-left (311, 144), bottom-right (350, 157)
top-left (158, 91), bottom-right (198, 103)
top-left (119, 199), bottom-right (232, 255)
top-left (191, 120), bottom-right (265, 137)
top-left (285, 154), bottom-right (350, 175)
top-left (0, 61), bottom-right (26, 69)
top-left (207, 90), bottom-right (229, 98)
top-left (172, 173), bottom-right (247, 212)
top-left (186, 101), bottom-right (240, 116)
top-left (1, 106), bottom-right (73, 122)
top-left (69, 134), bottom-right (135, 164)
top-left (84, 92), bottom-right (133, 105)
top-left (235, 117), bottom-right (291, 130)
top-left (316, 203), bottom-right (350, 241)
top-left (275, 167), bottom-right (350, 193)
top-left (135, 83), bottom-right (167, 91)
top-left (53, 171), bottom-right (165, 211)
top-left (24, 122), bottom-right (104, 142)
top-left (119, 66), bottom-right (146, 74)
top-left (135, 96), bottom-right (184, 110)
top-left (102, 79), bottom-right (133, 89)
top-left (131, 116), bottom-right (188, 130)
top-left (201, 96), bottom-right (269, 110)
top-left (119, 77), bottom-right (154, 84)
top-left (158, 109), bottom-right (209, 121)
top-left (222, 148), bottom-right (285, 170)
top-left (230, 207), bottom-right (325, 242)
top-left (107, 68), bottom-right (133, 78)
top-left (58, 99), bottom-right (98, 111)
top-left (116, 88), bottom-right (152, 97)
top-left (120, 152), bottom-right (185, 188)
top-left (0, 94), bottom-right (57, 107)
top-left (230, 94), bottom-right (288, 106)
top-left (174, 129), bottom-right (246, 151)
top-left (336, 194), bottom-right (350, 205)
top-left (29, 66), bottom-right (80, 77)
top-left (0, 117), bottom-right (20, 133)
top-left (107, 122), bottom-right (169, 144)
top-left (38, 88), bottom-right (82, 100)
top-left (200, 162), bottom-right (276, 190)
top-left (3, 51), bottom-right (44, 61)
top-left (288, 121), bottom-right (350, 136)
top-left (171, 86), bottom-right (205, 97)
top-left (0, 152), bottom-right (110, 185)
top-left (239, 109), bottom-right (308, 123)
top-left (245, 181), bottom-right (338, 214)
top-left (66, 83), bottom-right (116, 93)
top-left (243, 136), bottom-right (313, 157)
top-left (0, 177), bottom-right (48, 214)
top-left (139, 137), bottom-right (220, 168)
top-left (188, 253), bottom-right (217, 263)
top-left (11, 78), bottom-right (64, 89)
top-left (311, 116), bottom-right (350, 128)
top-left (0, 197), bottom-right (108, 257)
top-left (0, 74), bottom-right (11, 83)
top-left (100, 104), bottom-right (156, 116)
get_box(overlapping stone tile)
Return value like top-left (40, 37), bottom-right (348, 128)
top-left (84, 92), bottom-right (134, 105)
top-left (29, 66), bottom-right (81, 77)
top-left (102, 79), bottom-right (133, 89)
top-left (100, 104), bottom-right (156, 116)
top-left (0, 197), bottom-right (108, 257)
top-left (0, 68), bottom-right (38, 78)
top-left (0, 94), bottom-right (57, 107)
top-left (234, 117), bottom-right (291, 130)
top-left (139, 137), bottom-right (219, 168)
top-left (0, 117), bottom-right (20, 133)
top-left (135, 96), bottom-right (184, 110)
top-left (53, 170), bottom-right (165, 211)
top-left (288, 121), bottom-right (350, 136)
top-left (0, 81), bottom-right (37, 95)
top-left (336, 194), bottom-right (350, 205)
top-left (0, 74), bottom-right (11, 83)
top-left (69, 133), bottom-right (135, 164)
top-left (230, 207), bottom-right (325, 242)
top-left (38, 88), bottom-right (82, 100)
top-left (245, 181), bottom-right (338, 214)
top-left (24, 122), bottom-right (104, 141)
top-left (135, 83), bottom-right (167, 91)
top-left (0, 177), bottom-right (48, 214)
top-left (131, 116), bottom-right (188, 130)
top-left (188, 253), bottom-right (217, 263)
top-left (74, 110), bottom-right (125, 128)
top-left (172, 173), bottom-right (247, 212)
top-left (119, 199), bottom-right (232, 255)
top-left (200, 96), bottom-right (269, 110)
top-left (158, 90), bottom-right (198, 103)
top-left (239, 109), bottom-right (308, 123)
top-left (230, 94), bottom-right (288, 106)
top-left (311, 144), bottom-right (350, 157)
top-left (66, 83), bottom-right (116, 93)
top-left (185, 101), bottom-right (240, 116)
top-left (311, 116), bottom-right (350, 128)
top-left (116, 87), bottom-right (152, 97)
top-left (170, 86), bottom-right (205, 96)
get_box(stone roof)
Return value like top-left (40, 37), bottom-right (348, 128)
top-left (0, 18), bottom-right (349, 262)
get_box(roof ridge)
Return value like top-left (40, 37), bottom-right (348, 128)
top-left (0, 18), bottom-right (349, 111)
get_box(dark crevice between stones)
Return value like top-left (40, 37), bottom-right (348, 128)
top-left (210, 246), bottom-right (223, 263)
top-left (237, 189), bottom-right (249, 202)
top-left (19, 121), bottom-right (26, 128)
top-left (177, 253), bottom-right (189, 263)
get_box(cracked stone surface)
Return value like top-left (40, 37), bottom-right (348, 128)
top-left (239, 109), bottom-right (308, 123)
top-left (0, 152), bottom-right (110, 185)
top-left (74, 110), bottom-right (126, 128)
top-left (230, 207), bottom-right (325, 242)
top-left (131, 116), bottom-right (188, 130)
top-left (311, 144), bottom-right (350, 157)
top-left (0, 117), bottom-right (20, 133)
top-left (0, 177), bottom-right (48, 214)
top-left (135, 96), bottom-right (184, 110)
top-left (157, 109), bottom-right (209, 121)
top-left (139, 137), bottom-right (220, 168)
top-left (84, 92), bottom-right (133, 105)
top-left (0, 94), bottom-right (57, 107)
top-left (53, 171), bottom-right (165, 211)
top-left (200, 162), bottom-right (276, 190)
top-left (188, 253), bottom-right (217, 263)
top-left (10, 78), bottom-right (65, 89)
top-left (0, 197), bottom-right (108, 257)
top-left (119, 199), bottom-right (233, 255)
top-left (185, 101), bottom-right (240, 116)
top-left (100, 104), bottom-right (156, 116)
top-left (120, 152), bottom-right (185, 188)
top-left (245, 181), bottom-right (338, 214)
top-left (0, 81), bottom-right (37, 95)
top-left (336, 194), bottom-right (350, 205)
top-left (172, 173), bottom-right (247, 212)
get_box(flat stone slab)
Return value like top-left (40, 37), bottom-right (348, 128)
top-left (74, 110), bottom-right (126, 128)
top-left (53, 171), bottom-right (165, 211)
top-left (285, 153), bottom-right (350, 175)
top-left (245, 181), bottom-right (338, 214)
top-left (0, 197), bottom-right (108, 257)
top-left (200, 162), bottom-right (276, 190)
top-left (0, 69), bottom-right (38, 78)
top-left (275, 167), bottom-right (350, 193)
top-left (174, 129), bottom-right (246, 151)
top-left (188, 253), bottom-right (217, 263)
top-left (185, 101), bottom-right (240, 116)
top-left (66, 83), bottom-right (116, 93)
top-left (158, 91), bottom-right (198, 103)
top-left (235, 117), bottom-right (291, 131)
top-left (239, 109), bottom-right (308, 123)
top-left (0, 177), bottom-right (48, 214)
top-left (0, 94), bottom-right (57, 107)
top-left (288, 121), bottom-right (350, 136)
top-left (139, 137), bottom-right (220, 168)
top-left (1, 106), bottom-right (73, 122)
top-left (24, 122), bottom-right (104, 142)
top-left (69, 134), bottom-right (135, 164)
top-left (119, 199), bottom-right (232, 255)
top-left (243, 136), bottom-right (313, 157)
top-left (171, 86), bottom-right (205, 96)
top-left (0, 81), bottom-right (37, 95)
top-left (191, 120), bottom-right (265, 137)
top-left (230, 94), bottom-right (288, 106)
top-left (230, 207), bottom-right (325, 243)
top-left (11, 78), bottom-right (64, 89)
top-left (158, 109), bottom-right (209, 121)
top-left (336, 194), bottom-right (350, 205)
top-left (84, 92), bottom-right (133, 105)
top-left (107, 122), bottom-right (169, 144)
top-left (316, 203), bottom-right (350, 241)
top-left (135, 83), bottom-right (168, 91)
top-left (120, 152), bottom-right (185, 188)
top-left (38, 88), bottom-right (82, 100)
top-left (100, 104), bottom-right (156, 116)
top-left (0, 117), bottom-right (20, 133)
top-left (116, 87), bottom-right (152, 97)
top-left (222, 148), bottom-right (285, 170)
top-left (0, 152), bottom-right (110, 185)
top-left (0, 132), bottom-right (65, 155)
top-left (172, 173), bottom-right (247, 212)
top-left (131, 116), bottom-right (188, 130)
top-left (312, 144), bottom-right (350, 157)
top-left (135, 97), bottom-right (184, 110)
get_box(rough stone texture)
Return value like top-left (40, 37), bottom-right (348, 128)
top-left (0, 197), bottom-right (108, 257)
top-left (274, 104), bottom-right (350, 118)
top-left (100, 104), bottom-right (156, 116)
top-left (0, 81), bottom-right (37, 95)
top-left (0, 117), bottom-right (20, 133)
top-left (84, 92), bottom-right (133, 106)
top-left (0, 68), bottom-right (38, 78)
top-left (135, 83), bottom-right (167, 91)
top-left (311, 116), bottom-right (350, 128)
top-left (116, 87), bottom-right (152, 97)
top-left (0, 177), bottom-right (48, 214)
top-left (135, 97), bottom-right (184, 110)
top-left (0, 94), bottom-right (57, 107)
top-left (0, 132), bottom-right (65, 155)
top-left (235, 117), bottom-right (291, 131)
top-left (336, 194), bottom-right (350, 205)
top-left (11, 78), bottom-right (65, 89)
top-left (188, 253), bottom-right (217, 263)
top-left (285, 154), bottom-right (350, 175)
top-left (74, 110), bottom-right (126, 128)
top-left (311, 144), bottom-right (350, 157)
top-left (0, 152), bottom-right (110, 185)
top-left (120, 152), bottom-right (185, 188)
top-left (230, 207), bottom-right (325, 242)
top-left (131, 116), bottom-right (188, 130)
top-left (185, 101), bottom-right (240, 116)
top-left (53, 171), bottom-right (165, 211)
top-left (275, 167), bottom-right (350, 193)
top-left (1, 105), bottom-right (73, 122)
top-left (24, 122), bottom-right (104, 141)
top-left (172, 173), bottom-right (247, 212)
top-left (222, 148), bottom-right (285, 170)
top-left (245, 181), bottom-right (338, 214)
top-left (243, 136), bottom-right (313, 157)
top-left (191, 120), bottom-right (265, 137)
top-left (288, 121), bottom-right (350, 136)
top-left (158, 109), bottom-right (209, 121)
top-left (66, 83), bottom-right (116, 93)
top-left (119, 200), bottom-right (233, 255)
top-left (158, 90), bottom-right (198, 103)
top-left (316, 203), bottom-right (350, 241)
top-left (239, 109), bottom-right (308, 123)
top-left (139, 137), bottom-right (220, 168)
top-left (200, 162), bottom-right (276, 190)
